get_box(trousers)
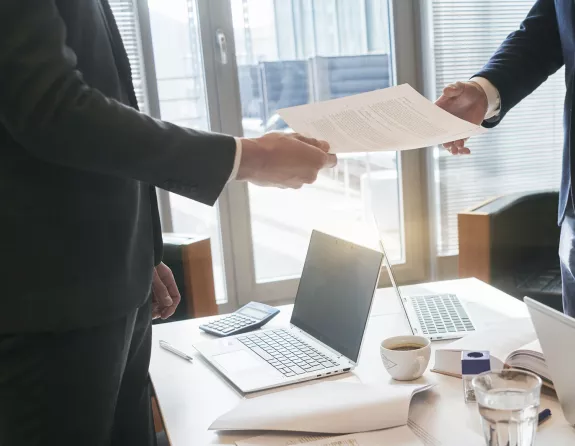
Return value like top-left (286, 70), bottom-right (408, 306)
top-left (560, 205), bottom-right (575, 317)
top-left (0, 298), bottom-right (155, 446)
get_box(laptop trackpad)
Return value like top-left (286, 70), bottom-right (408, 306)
top-left (213, 350), bottom-right (269, 373)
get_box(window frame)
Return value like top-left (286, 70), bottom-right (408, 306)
top-left (131, 0), bottom-right (438, 310)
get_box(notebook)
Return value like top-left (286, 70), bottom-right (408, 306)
top-left (432, 318), bottom-right (551, 385)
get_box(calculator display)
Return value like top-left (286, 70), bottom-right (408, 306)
top-left (240, 307), bottom-right (267, 320)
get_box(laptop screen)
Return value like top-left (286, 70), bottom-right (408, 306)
top-left (290, 231), bottom-right (383, 363)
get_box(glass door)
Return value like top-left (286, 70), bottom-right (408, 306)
top-left (231, 0), bottom-right (401, 284)
top-left (136, 0), bottom-right (428, 308)
top-left (132, 0), bottom-right (232, 306)
top-left (206, 0), bottom-right (429, 305)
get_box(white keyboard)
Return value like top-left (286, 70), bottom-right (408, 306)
top-left (410, 294), bottom-right (475, 336)
top-left (238, 329), bottom-right (339, 377)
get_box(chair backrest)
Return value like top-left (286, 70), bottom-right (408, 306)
top-left (458, 191), bottom-right (561, 310)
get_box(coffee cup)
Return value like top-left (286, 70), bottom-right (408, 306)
top-left (380, 335), bottom-right (431, 381)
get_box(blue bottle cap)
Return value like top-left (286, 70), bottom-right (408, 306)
top-left (461, 350), bottom-right (491, 375)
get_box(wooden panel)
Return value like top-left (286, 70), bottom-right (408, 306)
top-left (458, 212), bottom-right (491, 283)
top-left (181, 238), bottom-right (218, 318)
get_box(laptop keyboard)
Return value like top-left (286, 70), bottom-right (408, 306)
top-left (238, 329), bottom-right (340, 377)
top-left (410, 294), bottom-right (475, 336)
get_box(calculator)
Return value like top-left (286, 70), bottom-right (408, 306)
top-left (199, 301), bottom-right (280, 337)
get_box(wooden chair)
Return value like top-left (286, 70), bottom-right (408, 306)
top-left (159, 234), bottom-right (219, 320)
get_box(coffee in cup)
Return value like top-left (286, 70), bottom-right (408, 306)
top-left (390, 344), bottom-right (425, 351)
top-left (380, 335), bottom-right (431, 381)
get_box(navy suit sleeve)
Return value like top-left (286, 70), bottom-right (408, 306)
top-left (474, 0), bottom-right (564, 127)
top-left (0, 0), bottom-right (236, 206)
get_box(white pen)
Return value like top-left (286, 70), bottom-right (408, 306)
top-left (159, 340), bottom-right (194, 363)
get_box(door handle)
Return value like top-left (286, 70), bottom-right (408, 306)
top-left (216, 29), bottom-right (228, 65)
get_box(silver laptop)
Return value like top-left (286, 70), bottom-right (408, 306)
top-left (525, 297), bottom-right (575, 426)
top-left (194, 230), bottom-right (384, 393)
top-left (373, 220), bottom-right (476, 340)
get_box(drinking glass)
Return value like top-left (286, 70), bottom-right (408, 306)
top-left (472, 369), bottom-right (542, 446)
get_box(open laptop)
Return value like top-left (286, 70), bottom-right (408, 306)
top-left (193, 230), bottom-right (384, 393)
top-left (373, 217), bottom-right (476, 340)
top-left (525, 297), bottom-right (575, 426)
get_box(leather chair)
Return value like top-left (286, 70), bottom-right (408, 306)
top-left (458, 191), bottom-right (562, 312)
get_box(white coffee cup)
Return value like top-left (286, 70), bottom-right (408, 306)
top-left (380, 335), bottom-right (431, 381)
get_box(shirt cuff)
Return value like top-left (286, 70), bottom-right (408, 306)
top-left (471, 76), bottom-right (501, 119)
top-left (228, 137), bottom-right (243, 183)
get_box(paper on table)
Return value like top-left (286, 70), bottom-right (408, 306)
top-left (235, 433), bottom-right (330, 446)
top-left (210, 381), bottom-right (434, 434)
top-left (236, 426), bottom-right (421, 446)
top-left (295, 426), bottom-right (422, 446)
top-left (277, 84), bottom-right (486, 154)
top-left (408, 401), bottom-right (488, 446)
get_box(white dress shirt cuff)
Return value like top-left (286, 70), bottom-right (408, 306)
top-left (471, 76), bottom-right (501, 120)
top-left (228, 137), bottom-right (243, 182)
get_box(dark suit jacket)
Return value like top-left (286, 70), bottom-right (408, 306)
top-left (474, 0), bottom-right (571, 223)
top-left (0, 0), bottom-right (236, 332)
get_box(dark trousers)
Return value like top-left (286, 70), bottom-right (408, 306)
top-left (0, 297), bottom-right (156, 446)
top-left (560, 206), bottom-right (575, 317)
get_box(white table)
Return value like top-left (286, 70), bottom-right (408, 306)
top-left (150, 278), bottom-right (575, 445)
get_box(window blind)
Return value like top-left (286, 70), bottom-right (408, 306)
top-left (431, 0), bottom-right (565, 256)
top-left (108, 0), bottom-right (149, 113)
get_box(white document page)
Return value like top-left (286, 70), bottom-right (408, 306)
top-left (408, 392), bottom-right (488, 446)
top-left (277, 84), bottom-right (486, 154)
top-left (235, 433), bottom-right (330, 446)
top-left (237, 426), bottom-right (421, 446)
top-left (210, 381), bottom-right (433, 434)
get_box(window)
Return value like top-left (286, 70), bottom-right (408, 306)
top-left (108, 0), bottom-right (149, 113)
top-left (107, 0), bottom-right (431, 307)
top-left (231, 0), bottom-right (402, 284)
top-left (110, 0), bottom-right (228, 303)
top-left (430, 0), bottom-right (565, 256)
top-left (146, 0), bottom-right (227, 302)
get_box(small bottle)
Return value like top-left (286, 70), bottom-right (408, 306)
top-left (461, 351), bottom-right (491, 403)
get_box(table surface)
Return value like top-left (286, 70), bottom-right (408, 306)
top-left (150, 278), bottom-right (575, 445)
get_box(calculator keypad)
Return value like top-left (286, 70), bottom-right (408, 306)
top-left (203, 314), bottom-right (257, 334)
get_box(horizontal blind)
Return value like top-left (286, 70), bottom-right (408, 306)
top-left (432, 0), bottom-right (565, 256)
top-left (108, 0), bottom-right (149, 113)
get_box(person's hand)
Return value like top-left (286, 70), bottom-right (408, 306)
top-left (151, 262), bottom-right (181, 320)
top-left (237, 132), bottom-right (337, 188)
top-left (435, 81), bottom-right (488, 155)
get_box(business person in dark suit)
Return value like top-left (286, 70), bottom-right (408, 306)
top-left (0, 1), bottom-right (337, 445)
top-left (436, 0), bottom-right (575, 317)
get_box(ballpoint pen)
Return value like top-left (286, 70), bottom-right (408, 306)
top-left (159, 340), bottom-right (194, 363)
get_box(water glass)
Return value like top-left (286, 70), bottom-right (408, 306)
top-left (472, 369), bottom-right (542, 446)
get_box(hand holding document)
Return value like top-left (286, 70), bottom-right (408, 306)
top-left (210, 381), bottom-right (434, 434)
top-left (277, 84), bottom-right (486, 154)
